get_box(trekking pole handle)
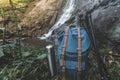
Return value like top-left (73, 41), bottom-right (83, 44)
top-left (75, 15), bottom-right (80, 27)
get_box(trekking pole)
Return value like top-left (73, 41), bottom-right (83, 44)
top-left (61, 26), bottom-right (69, 80)
top-left (82, 13), bottom-right (105, 80)
top-left (87, 13), bottom-right (111, 80)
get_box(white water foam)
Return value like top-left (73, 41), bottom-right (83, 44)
top-left (40, 0), bottom-right (76, 40)
top-left (39, 0), bottom-right (103, 40)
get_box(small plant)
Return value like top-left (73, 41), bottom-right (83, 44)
top-left (0, 45), bottom-right (50, 80)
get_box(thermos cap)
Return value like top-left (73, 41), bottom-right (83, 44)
top-left (46, 45), bottom-right (53, 49)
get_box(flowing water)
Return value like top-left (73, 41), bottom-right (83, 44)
top-left (40, 0), bottom-right (77, 40)
top-left (39, 0), bottom-right (103, 40)
top-left (39, 0), bottom-right (113, 40)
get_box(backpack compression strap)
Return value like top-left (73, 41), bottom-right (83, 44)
top-left (62, 26), bottom-right (69, 80)
top-left (77, 26), bottom-right (82, 80)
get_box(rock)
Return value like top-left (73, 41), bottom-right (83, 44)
top-left (68, 0), bottom-right (120, 52)
top-left (19, 0), bottom-right (63, 37)
top-left (78, 0), bottom-right (120, 53)
top-left (92, 1), bottom-right (120, 40)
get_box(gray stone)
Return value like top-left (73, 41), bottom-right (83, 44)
top-left (92, 0), bottom-right (120, 42)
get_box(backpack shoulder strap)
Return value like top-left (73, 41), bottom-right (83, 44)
top-left (77, 26), bottom-right (82, 80)
top-left (61, 26), bottom-right (69, 80)
top-left (61, 25), bottom-right (82, 80)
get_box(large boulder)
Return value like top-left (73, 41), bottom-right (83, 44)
top-left (71, 0), bottom-right (120, 53)
top-left (63, 0), bottom-right (120, 53)
top-left (19, 0), bottom-right (63, 37)
top-left (92, 1), bottom-right (120, 41)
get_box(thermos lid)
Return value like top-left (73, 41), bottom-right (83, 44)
top-left (46, 45), bottom-right (53, 49)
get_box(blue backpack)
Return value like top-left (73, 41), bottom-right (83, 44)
top-left (57, 25), bottom-right (90, 79)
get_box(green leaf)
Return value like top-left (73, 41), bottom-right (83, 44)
top-left (0, 28), bottom-right (5, 31)
top-left (0, 43), bottom-right (16, 48)
top-left (36, 54), bottom-right (47, 60)
top-left (0, 49), bottom-right (4, 57)
top-left (0, 28), bottom-right (4, 34)
top-left (22, 52), bottom-right (31, 57)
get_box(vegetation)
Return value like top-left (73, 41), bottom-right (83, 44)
top-left (0, 0), bottom-right (34, 32)
top-left (0, 43), bottom-right (49, 80)
top-left (0, 0), bottom-right (33, 8)
top-left (0, 41), bottom-right (119, 80)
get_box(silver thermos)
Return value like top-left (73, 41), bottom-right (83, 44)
top-left (46, 45), bottom-right (57, 76)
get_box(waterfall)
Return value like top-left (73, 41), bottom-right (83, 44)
top-left (39, 0), bottom-right (106, 40)
top-left (40, 0), bottom-right (76, 40)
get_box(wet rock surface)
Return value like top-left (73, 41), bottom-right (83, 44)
top-left (74, 0), bottom-right (120, 42)
top-left (90, 0), bottom-right (120, 52)
top-left (59, 0), bottom-right (120, 52)
top-left (91, 0), bottom-right (120, 40)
